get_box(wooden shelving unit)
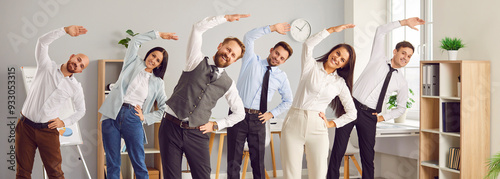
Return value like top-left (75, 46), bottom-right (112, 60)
top-left (97, 59), bottom-right (163, 179)
top-left (419, 60), bottom-right (490, 178)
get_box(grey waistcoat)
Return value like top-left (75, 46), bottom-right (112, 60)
top-left (166, 57), bottom-right (232, 127)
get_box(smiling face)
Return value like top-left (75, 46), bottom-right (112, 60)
top-left (324, 47), bottom-right (350, 72)
top-left (214, 40), bottom-right (242, 68)
top-left (267, 46), bottom-right (290, 67)
top-left (144, 50), bottom-right (164, 72)
top-left (66, 53), bottom-right (89, 73)
top-left (391, 47), bottom-right (413, 68)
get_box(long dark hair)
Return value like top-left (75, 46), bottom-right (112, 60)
top-left (144, 47), bottom-right (168, 79)
top-left (315, 44), bottom-right (356, 117)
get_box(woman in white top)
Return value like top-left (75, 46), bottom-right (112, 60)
top-left (280, 24), bottom-right (357, 179)
top-left (98, 30), bottom-right (178, 179)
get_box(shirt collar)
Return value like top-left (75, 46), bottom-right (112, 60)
top-left (208, 59), bottom-right (226, 73)
top-left (318, 62), bottom-right (337, 76)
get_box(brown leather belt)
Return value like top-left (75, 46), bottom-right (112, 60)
top-left (244, 108), bottom-right (262, 114)
top-left (163, 112), bottom-right (200, 129)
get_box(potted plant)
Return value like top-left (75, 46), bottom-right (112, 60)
top-left (486, 152), bottom-right (500, 179)
top-left (440, 37), bottom-right (465, 60)
top-left (118, 29), bottom-right (139, 48)
top-left (386, 88), bottom-right (415, 123)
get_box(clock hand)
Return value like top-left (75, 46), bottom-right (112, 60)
top-left (295, 26), bottom-right (302, 32)
top-left (299, 23), bottom-right (307, 31)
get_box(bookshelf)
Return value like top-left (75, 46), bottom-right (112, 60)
top-left (97, 59), bottom-right (163, 179)
top-left (419, 60), bottom-right (490, 179)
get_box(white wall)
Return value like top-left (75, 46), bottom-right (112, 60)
top-left (0, 0), bottom-right (345, 178)
top-left (432, 0), bottom-right (500, 164)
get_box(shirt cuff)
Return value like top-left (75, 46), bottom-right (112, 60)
top-left (154, 30), bottom-right (160, 39)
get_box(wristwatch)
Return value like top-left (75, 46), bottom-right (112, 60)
top-left (212, 121), bottom-right (219, 131)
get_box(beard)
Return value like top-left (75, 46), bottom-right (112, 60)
top-left (267, 57), bottom-right (279, 67)
top-left (213, 51), bottom-right (230, 68)
top-left (66, 62), bottom-right (77, 73)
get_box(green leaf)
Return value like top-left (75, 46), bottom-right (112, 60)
top-left (126, 29), bottom-right (134, 36)
top-left (485, 152), bottom-right (500, 179)
top-left (440, 37), bottom-right (465, 50)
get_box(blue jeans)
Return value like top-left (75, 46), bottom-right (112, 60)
top-left (102, 104), bottom-right (148, 179)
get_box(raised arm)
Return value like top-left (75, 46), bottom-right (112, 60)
top-left (302, 24), bottom-right (354, 72)
top-left (35, 25), bottom-right (87, 69)
top-left (122, 30), bottom-right (177, 70)
top-left (185, 14), bottom-right (250, 71)
top-left (370, 17), bottom-right (425, 64)
top-left (242, 22), bottom-right (290, 66)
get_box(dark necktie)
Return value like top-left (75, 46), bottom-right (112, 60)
top-left (376, 64), bottom-right (397, 113)
top-left (210, 65), bottom-right (219, 82)
top-left (260, 66), bottom-right (271, 113)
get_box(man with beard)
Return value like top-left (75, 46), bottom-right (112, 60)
top-left (226, 22), bottom-right (294, 179)
top-left (326, 17), bottom-right (425, 179)
top-left (16, 25), bottom-right (89, 179)
top-left (158, 14), bottom-right (249, 179)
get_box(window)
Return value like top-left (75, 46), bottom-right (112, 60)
top-left (388, 0), bottom-right (433, 120)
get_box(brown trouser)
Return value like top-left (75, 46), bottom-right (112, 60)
top-left (15, 118), bottom-right (64, 179)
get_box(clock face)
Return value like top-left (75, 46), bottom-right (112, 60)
top-left (290, 18), bottom-right (311, 42)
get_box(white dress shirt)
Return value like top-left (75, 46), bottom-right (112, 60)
top-left (165, 15), bottom-right (245, 130)
top-left (123, 70), bottom-right (152, 107)
top-left (352, 21), bottom-right (408, 120)
top-left (291, 29), bottom-right (357, 128)
top-left (21, 27), bottom-right (86, 126)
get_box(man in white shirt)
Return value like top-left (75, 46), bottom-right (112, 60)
top-left (327, 17), bottom-right (425, 179)
top-left (16, 25), bottom-right (89, 179)
top-left (159, 14), bottom-right (248, 179)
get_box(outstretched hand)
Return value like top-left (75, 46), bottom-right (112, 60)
top-left (224, 14), bottom-right (251, 22)
top-left (159, 32), bottom-right (179, 40)
top-left (327, 24), bottom-right (355, 34)
top-left (270, 22), bottom-right (291, 35)
top-left (64, 25), bottom-right (87, 37)
top-left (400, 17), bottom-right (425, 31)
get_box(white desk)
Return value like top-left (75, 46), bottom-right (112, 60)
top-left (375, 121), bottom-right (420, 160)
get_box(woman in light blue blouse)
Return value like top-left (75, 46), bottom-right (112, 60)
top-left (98, 30), bottom-right (178, 179)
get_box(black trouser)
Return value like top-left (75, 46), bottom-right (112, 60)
top-left (327, 99), bottom-right (378, 179)
top-left (158, 115), bottom-right (211, 179)
top-left (227, 113), bottom-right (266, 179)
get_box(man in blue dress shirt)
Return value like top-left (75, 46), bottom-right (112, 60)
top-left (227, 22), bottom-right (294, 179)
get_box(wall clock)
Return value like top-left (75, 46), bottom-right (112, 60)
top-left (290, 18), bottom-right (311, 42)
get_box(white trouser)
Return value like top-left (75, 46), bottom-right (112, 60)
top-left (280, 108), bottom-right (330, 179)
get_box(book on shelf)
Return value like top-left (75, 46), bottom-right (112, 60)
top-left (442, 102), bottom-right (460, 132)
top-left (446, 147), bottom-right (461, 170)
top-left (430, 64), bottom-right (439, 96)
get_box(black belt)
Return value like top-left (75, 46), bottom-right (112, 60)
top-left (244, 108), bottom-right (261, 114)
top-left (354, 98), bottom-right (376, 112)
top-left (163, 113), bottom-right (200, 130)
top-left (122, 103), bottom-right (134, 108)
top-left (21, 115), bottom-right (50, 129)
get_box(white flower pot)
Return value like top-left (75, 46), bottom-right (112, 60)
top-left (394, 109), bottom-right (408, 123)
top-left (447, 50), bottom-right (458, 60)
